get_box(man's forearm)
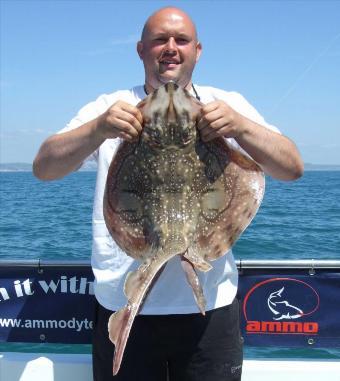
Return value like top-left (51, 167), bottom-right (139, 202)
top-left (198, 100), bottom-right (304, 181)
top-left (33, 117), bottom-right (105, 181)
top-left (236, 117), bottom-right (304, 181)
top-left (33, 100), bottom-right (143, 181)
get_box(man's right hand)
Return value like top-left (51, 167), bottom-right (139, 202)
top-left (97, 101), bottom-right (143, 142)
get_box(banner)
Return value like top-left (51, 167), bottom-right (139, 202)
top-left (0, 264), bottom-right (95, 344)
top-left (239, 268), bottom-right (340, 348)
top-left (1, 262), bottom-right (340, 347)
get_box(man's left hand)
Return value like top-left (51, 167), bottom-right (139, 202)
top-left (197, 100), bottom-right (244, 142)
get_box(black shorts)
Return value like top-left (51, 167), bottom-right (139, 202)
top-left (92, 298), bottom-right (243, 381)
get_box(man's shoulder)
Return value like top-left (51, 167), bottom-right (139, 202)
top-left (61, 86), bottom-right (144, 133)
top-left (194, 84), bottom-right (246, 104)
top-left (95, 85), bottom-right (145, 106)
top-left (196, 84), bottom-right (280, 133)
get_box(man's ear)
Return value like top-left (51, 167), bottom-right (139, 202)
top-left (137, 41), bottom-right (143, 60)
top-left (195, 41), bottom-right (202, 63)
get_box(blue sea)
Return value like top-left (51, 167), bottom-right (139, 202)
top-left (0, 171), bottom-right (340, 359)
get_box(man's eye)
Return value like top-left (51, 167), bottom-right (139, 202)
top-left (176, 38), bottom-right (189, 45)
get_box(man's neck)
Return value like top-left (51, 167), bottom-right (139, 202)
top-left (144, 81), bottom-right (193, 95)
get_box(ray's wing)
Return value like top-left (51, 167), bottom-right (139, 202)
top-left (103, 141), bottom-right (152, 259)
top-left (194, 138), bottom-right (265, 261)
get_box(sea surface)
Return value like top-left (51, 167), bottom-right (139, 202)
top-left (0, 171), bottom-right (340, 359)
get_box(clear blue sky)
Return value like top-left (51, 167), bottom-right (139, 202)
top-left (1, 0), bottom-right (339, 164)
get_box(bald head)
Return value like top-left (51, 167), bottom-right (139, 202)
top-left (137, 7), bottom-right (202, 91)
top-left (141, 7), bottom-right (198, 42)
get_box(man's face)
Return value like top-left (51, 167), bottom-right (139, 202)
top-left (137, 11), bottom-right (202, 90)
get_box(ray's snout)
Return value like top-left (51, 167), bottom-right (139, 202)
top-left (163, 82), bottom-right (189, 125)
top-left (164, 80), bottom-right (179, 94)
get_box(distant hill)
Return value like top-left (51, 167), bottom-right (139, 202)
top-left (0, 162), bottom-right (32, 172)
top-left (0, 162), bottom-right (97, 172)
top-left (304, 163), bottom-right (340, 171)
top-left (1, 162), bottom-right (339, 172)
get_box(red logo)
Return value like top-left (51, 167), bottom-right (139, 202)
top-left (243, 277), bottom-right (320, 335)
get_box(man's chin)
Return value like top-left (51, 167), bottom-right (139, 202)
top-left (159, 73), bottom-right (178, 84)
top-left (158, 73), bottom-right (190, 88)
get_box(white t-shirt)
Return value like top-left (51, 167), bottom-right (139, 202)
top-left (59, 85), bottom-right (280, 314)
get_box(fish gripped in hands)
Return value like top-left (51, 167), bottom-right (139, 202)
top-left (103, 82), bottom-right (264, 375)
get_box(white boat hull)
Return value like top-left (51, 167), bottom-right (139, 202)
top-left (1, 353), bottom-right (339, 381)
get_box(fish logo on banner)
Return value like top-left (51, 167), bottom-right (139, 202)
top-left (267, 287), bottom-right (303, 320)
top-left (243, 278), bottom-right (320, 335)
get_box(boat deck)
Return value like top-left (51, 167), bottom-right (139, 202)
top-left (1, 353), bottom-right (340, 381)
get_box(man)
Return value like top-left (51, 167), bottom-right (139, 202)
top-left (33, 7), bottom-right (303, 381)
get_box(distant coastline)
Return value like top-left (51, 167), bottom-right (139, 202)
top-left (304, 163), bottom-right (340, 171)
top-left (0, 162), bottom-right (97, 172)
top-left (1, 162), bottom-right (340, 172)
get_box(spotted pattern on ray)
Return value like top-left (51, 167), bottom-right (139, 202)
top-left (103, 82), bottom-right (265, 375)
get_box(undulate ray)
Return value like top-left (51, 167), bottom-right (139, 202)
top-left (103, 82), bottom-right (265, 375)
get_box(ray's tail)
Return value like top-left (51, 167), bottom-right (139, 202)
top-left (108, 250), bottom-right (177, 375)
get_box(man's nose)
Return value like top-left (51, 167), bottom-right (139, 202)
top-left (164, 37), bottom-right (177, 52)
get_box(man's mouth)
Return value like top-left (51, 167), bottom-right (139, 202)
top-left (160, 60), bottom-right (179, 64)
top-left (159, 59), bottom-right (180, 67)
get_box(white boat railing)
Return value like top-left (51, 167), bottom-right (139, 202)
top-left (0, 258), bottom-right (339, 268)
top-left (1, 259), bottom-right (340, 380)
